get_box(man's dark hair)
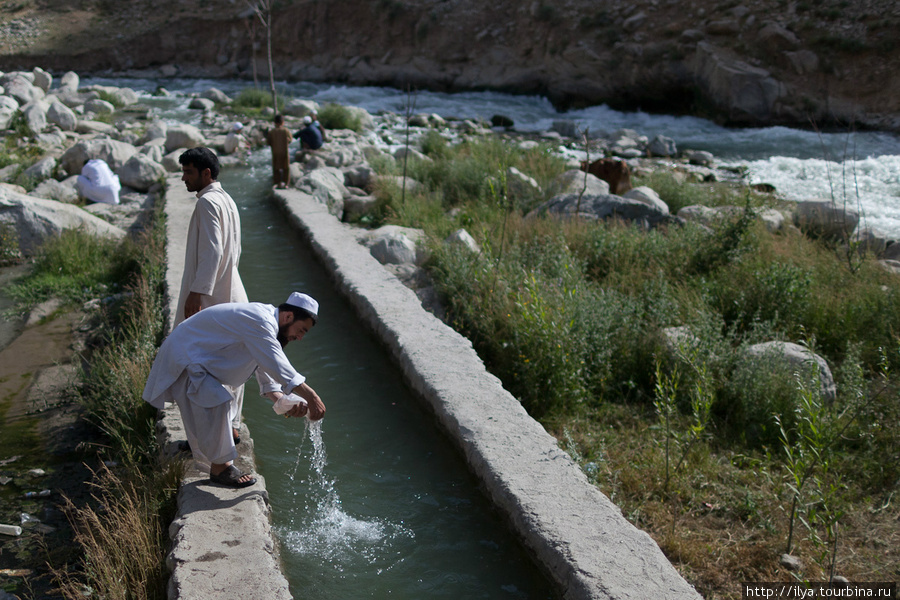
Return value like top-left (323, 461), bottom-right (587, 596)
top-left (279, 303), bottom-right (318, 325)
top-left (179, 147), bottom-right (220, 180)
top-left (274, 114), bottom-right (284, 125)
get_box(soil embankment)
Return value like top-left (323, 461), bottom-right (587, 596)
top-left (0, 285), bottom-right (103, 599)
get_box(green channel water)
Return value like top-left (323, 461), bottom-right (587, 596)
top-left (218, 155), bottom-right (557, 599)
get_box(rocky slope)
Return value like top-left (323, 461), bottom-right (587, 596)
top-left (0, 0), bottom-right (898, 131)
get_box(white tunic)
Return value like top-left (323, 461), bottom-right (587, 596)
top-left (143, 302), bottom-right (306, 410)
top-left (174, 181), bottom-right (247, 326)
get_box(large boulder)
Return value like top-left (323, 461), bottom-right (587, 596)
top-left (84, 98), bottom-right (115, 115)
top-left (60, 139), bottom-right (139, 175)
top-left (283, 99), bottom-right (318, 118)
top-left (3, 74), bottom-right (44, 105)
top-left (689, 41), bottom-right (787, 121)
top-left (0, 95), bottom-right (18, 129)
top-left (31, 67), bottom-right (52, 93)
top-left (369, 231), bottom-right (419, 265)
top-left (295, 167), bottom-right (348, 218)
top-left (0, 186), bottom-right (126, 256)
top-left (529, 193), bottom-right (674, 227)
top-left (200, 87), bottom-right (231, 104)
top-left (165, 124), bottom-right (207, 152)
top-left (29, 178), bottom-right (79, 204)
top-left (361, 225), bottom-right (427, 266)
top-left (547, 170), bottom-right (611, 197)
top-left (59, 71), bottom-right (79, 92)
top-left (623, 186), bottom-right (670, 214)
top-left (140, 121), bottom-right (168, 144)
top-left (743, 341), bottom-right (836, 402)
top-left (22, 101), bottom-right (48, 134)
top-left (46, 101), bottom-right (78, 131)
top-left (21, 156), bottom-right (57, 183)
top-left (793, 199), bottom-right (859, 240)
top-left (647, 135), bottom-right (677, 157)
top-left (117, 154), bottom-right (166, 192)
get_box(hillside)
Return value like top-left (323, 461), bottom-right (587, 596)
top-left (0, 0), bottom-right (898, 131)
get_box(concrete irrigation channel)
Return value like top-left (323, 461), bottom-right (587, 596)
top-left (157, 173), bottom-right (702, 600)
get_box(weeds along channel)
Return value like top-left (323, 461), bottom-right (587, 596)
top-left (3, 201), bottom-right (181, 600)
top-left (363, 134), bottom-right (900, 598)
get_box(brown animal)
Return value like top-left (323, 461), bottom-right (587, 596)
top-left (580, 158), bottom-right (633, 195)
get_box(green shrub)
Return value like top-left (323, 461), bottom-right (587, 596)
top-left (8, 229), bottom-right (142, 310)
top-left (318, 103), bottom-right (363, 132)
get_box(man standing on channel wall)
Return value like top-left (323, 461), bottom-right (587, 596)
top-left (176, 147), bottom-right (248, 445)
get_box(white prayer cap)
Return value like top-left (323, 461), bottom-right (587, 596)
top-left (232, 122), bottom-right (243, 131)
top-left (303, 115), bottom-right (312, 124)
top-left (285, 292), bottom-right (318, 318)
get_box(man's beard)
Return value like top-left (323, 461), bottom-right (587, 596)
top-left (277, 324), bottom-right (289, 348)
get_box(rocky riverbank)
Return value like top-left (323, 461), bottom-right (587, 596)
top-left (0, 1), bottom-right (898, 133)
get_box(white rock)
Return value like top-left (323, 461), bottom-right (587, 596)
top-left (59, 71), bottom-right (79, 91)
top-left (0, 95), bottom-right (18, 129)
top-left (744, 341), bottom-right (836, 402)
top-left (444, 228), bottom-right (480, 254)
top-left (84, 98), bottom-right (115, 114)
top-left (117, 154), bottom-right (166, 192)
top-left (623, 186), bottom-right (670, 214)
top-left (46, 101), bottom-right (77, 131)
top-left (165, 124), bottom-right (207, 153)
top-left (22, 101), bottom-right (49, 134)
top-left (60, 139), bottom-right (138, 175)
top-left (547, 170), bottom-right (610, 197)
top-left (0, 186), bottom-right (126, 256)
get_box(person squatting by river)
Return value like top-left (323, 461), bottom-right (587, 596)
top-left (143, 292), bottom-right (326, 488)
top-left (176, 147), bottom-right (248, 445)
top-left (266, 114), bottom-right (293, 188)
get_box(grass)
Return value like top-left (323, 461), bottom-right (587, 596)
top-left (371, 136), bottom-right (900, 597)
top-left (7, 204), bottom-right (180, 599)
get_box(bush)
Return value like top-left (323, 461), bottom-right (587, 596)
top-left (318, 103), bottom-right (363, 132)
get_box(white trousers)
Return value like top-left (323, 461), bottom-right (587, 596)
top-left (174, 392), bottom-right (238, 467)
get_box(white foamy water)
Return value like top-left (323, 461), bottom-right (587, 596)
top-left (737, 155), bottom-right (900, 237)
top-left (278, 420), bottom-right (414, 568)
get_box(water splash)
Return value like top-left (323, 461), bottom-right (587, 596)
top-left (279, 420), bottom-right (414, 570)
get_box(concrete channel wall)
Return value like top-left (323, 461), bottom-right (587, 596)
top-left (158, 175), bottom-right (703, 600)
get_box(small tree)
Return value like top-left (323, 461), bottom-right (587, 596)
top-left (247, 0), bottom-right (278, 113)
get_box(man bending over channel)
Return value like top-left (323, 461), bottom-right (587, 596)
top-left (143, 292), bottom-right (326, 488)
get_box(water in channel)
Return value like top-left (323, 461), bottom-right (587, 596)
top-left (216, 154), bottom-right (556, 599)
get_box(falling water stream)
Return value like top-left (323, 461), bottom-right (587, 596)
top-left (217, 157), bottom-right (556, 599)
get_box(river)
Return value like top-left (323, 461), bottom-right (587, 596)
top-left (86, 75), bottom-right (900, 238)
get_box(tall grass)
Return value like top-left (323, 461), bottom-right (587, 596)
top-left (11, 207), bottom-right (179, 598)
top-left (339, 132), bottom-right (900, 593)
top-left (7, 228), bottom-right (141, 310)
top-left (378, 136), bottom-right (900, 456)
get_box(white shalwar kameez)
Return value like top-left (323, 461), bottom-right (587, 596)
top-left (143, 302), bottom-right (305, 466)
top-left (175, 181), bottom-right (248, 431)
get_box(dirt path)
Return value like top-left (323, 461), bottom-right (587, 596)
top-left (0, 285), bottom-right (104, 600)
